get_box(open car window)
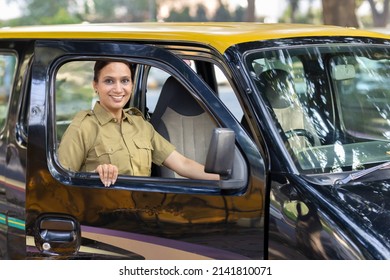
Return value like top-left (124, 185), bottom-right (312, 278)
top-left (55, 61), bottom-right (96, 142)
top-left (54, 59), bottom-right (248, 190)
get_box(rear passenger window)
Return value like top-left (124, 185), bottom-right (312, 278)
top-left (0, 53), bottom-right (17, 129)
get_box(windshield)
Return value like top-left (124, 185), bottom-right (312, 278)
top-left (245, 43), bottom-right (390, 175)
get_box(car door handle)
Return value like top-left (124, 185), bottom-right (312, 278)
top-left (35, 214), bottom-right (81, 256)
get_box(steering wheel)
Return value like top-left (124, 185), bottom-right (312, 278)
top-left (285, 129), bottom-right (315, 146)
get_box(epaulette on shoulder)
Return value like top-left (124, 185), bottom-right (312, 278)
top-left (128, 107), bottom-right (145, 119)
top-left (70, 110), bottom-right (93, 126)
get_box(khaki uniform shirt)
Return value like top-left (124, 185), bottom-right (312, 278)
top-left (58, 102), bottom-right (175, 176)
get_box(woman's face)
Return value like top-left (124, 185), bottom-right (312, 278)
top-left (93, 62), bottom-right (133, 117)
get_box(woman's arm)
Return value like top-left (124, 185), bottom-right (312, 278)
top-left (163, 150), bottom-right (220, 180)
top-left (94, 150), bottom-right (220, 187)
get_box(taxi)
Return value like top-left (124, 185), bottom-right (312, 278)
top-left (1, 22), bottom-right (390, 259)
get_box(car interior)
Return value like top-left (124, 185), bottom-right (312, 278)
top-left (150, 76), bottom-right (217, 178)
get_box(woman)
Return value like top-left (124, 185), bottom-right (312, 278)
top-left (58, 60), bottom-right (219, 187)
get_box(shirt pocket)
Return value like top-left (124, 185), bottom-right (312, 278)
top-left (92, 142), bottom-right (124, 167)
top-left (132, 137), bottom-right (153, 176)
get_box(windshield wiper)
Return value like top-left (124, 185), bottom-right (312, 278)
top-left (334, 161), bottom-right (390, 185)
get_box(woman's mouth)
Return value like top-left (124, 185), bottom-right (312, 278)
top-left (110, 95), bottom-right (125, 102)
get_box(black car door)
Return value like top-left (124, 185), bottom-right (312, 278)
top-left (27, 39), bottom-right (265, 259)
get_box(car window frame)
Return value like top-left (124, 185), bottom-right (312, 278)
top-left (30, 40), bottom-right (250, 195)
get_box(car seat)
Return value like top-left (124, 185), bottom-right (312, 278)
top-left (150, 76), bottom-right (217, 178)
top-left (258, 69), bottom-right (318, 149)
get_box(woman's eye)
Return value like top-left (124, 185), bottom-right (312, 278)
top-left (103, 79), bottom-right (113, 84)
top-left (122, 78), bottom-right (130, 84)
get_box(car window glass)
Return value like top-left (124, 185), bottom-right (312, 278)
top-left (146, 62), bottom-right (244, 122)
top-left (0, 53), bottom-right (17, 129)
top-left (55, 61), bottom-right (95, 141)
top-left (213, 65), bottom-right (244, 121)
top-left (146, 66), bottom-right (170, 114)
top-left (246, 44), bottom-right (390, 174)
top-left (331, 54), bottom-right (390, 140)
top-left (145, 62), bottom-right (196, 114)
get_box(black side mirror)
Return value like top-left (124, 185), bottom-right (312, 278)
top-left (205, 128), bottom-right (235, 180)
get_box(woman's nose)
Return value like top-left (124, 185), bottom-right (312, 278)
top-left (113, 82), bottom-right (123, 92)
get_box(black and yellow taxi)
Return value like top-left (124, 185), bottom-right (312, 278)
top-left (1, 22), bottom-right (390, 259)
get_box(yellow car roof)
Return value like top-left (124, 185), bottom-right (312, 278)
top-left (1, 22), bottom-right (389, 53)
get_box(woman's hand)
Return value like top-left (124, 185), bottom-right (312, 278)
top-left (95, 164), bottom-right (119, 187)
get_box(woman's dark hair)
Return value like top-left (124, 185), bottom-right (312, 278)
top-left (93, 60), bottom-right (135, 82)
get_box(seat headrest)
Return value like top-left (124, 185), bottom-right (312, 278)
top-left (258, 69), bottom-right (295, 109)
top-left (158, 76), bottom-right (204, 116)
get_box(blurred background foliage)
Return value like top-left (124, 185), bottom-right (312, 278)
top-left (0, 0), bottom-right (389, 29)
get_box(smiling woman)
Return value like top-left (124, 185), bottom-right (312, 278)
top-left (57, 59), bottom-right (219, 187)
top-left (92, 60), bottom-right (134, 120)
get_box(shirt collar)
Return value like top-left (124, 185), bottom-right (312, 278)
top-left (93, 102), bottom-right (132, 125)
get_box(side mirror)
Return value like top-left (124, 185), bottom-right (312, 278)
top-left (205, 128), bottom-right (235, 180)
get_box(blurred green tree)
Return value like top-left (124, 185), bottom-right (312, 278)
top-left (5, 0), bottom-right (80, 25)
top-left (213, 0), bottom-right (232, 21)
top-left (2, 0), bottom-right (385, 28)
top-left (194, 4), bottom-right (208, 22)
top-left (233, 6), bottom-right (246, 22)
top-left (3, 0), bottom-right (158, 25)
top-left (87, 0), bottom-right (157, 22)
top-left (280, 0), bottom-right (321, 24)
top-left (165, 6), bottom-right (192, 22)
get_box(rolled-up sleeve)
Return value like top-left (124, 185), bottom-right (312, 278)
top-left (58, 123), bottom-right (87, 172)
